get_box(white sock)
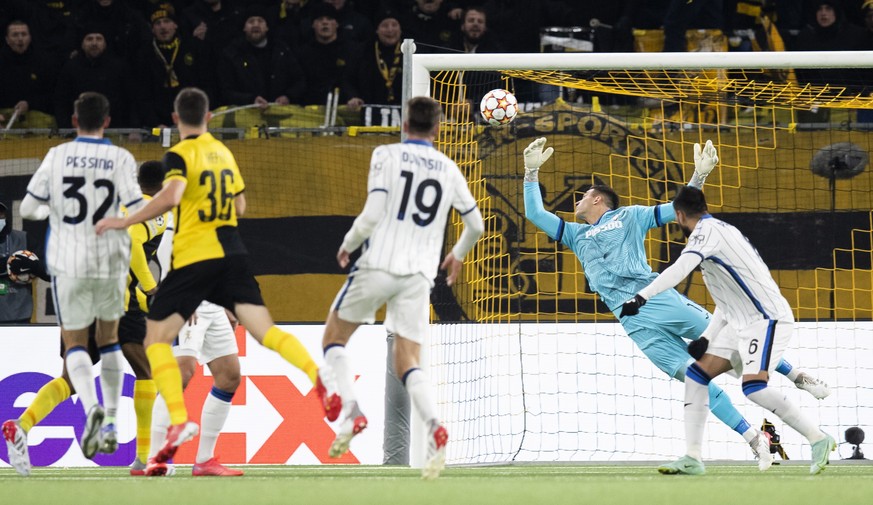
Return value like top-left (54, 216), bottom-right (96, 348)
top-left (150, 395), bottom-right (170, 458)
top-left (197, 388), bottom-right (233, 464)
top-left (684, 376), bottom-right (710, 461)
top-left (745, 385), bottom-right (825, 444)
top-left (66, 348), bottom-right (98, 413)
top-left (98, 345), bottom-right (125, 422)
top-left (741, 427), bottom-right (757, 444)
top-left (324, 345), bottom-right (358, 414)
top-left (403, 368), bottom-right (438, 426)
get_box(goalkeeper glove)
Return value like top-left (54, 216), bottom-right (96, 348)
top-left (523, 137), bottom-right (554, 182)
top-left (8, 253), bottom-right (39, 276)
top-left (619, 294), bottom-right (647, 317)
top-left (690, 139), bottom-right (718, 188)
top-left (687, 337), bottom-right (709, 361)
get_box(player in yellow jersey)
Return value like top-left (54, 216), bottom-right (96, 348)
top-left (96, 87), bottom-right (339, 476)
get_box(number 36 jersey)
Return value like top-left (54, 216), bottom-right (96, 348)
top-left (356, 140), bottom-right (477, 282)
top-left (163, 132), bottom-right (246, 270)
top-left (26, 137), bottom-right (143, 278)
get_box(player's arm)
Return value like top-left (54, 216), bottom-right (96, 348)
top-left (687, 139), bottom-right (718, 189)
top-left (522, 138), bottom-right (565, 240)
top-left (19, 194), bottom-right (50, 221)
top-left (338, 189), bottom-right (387, 267)
top-left (20, 149), bottom-right (54, 221)
top-left (441, 180), bottom-right (485, 286)
top-left (129, 223), bottom-right (158, 293)
top-left (96, 179), bottom-right (185, 235)
top-left (619, 252), bottom-right (703, 317)
top-left (235, 193), bottom-right (246, 217)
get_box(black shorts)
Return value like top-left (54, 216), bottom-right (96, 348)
top-left (148, 256), bottom-right (264, 321)
top-left (59, 323), bottom-right (100, 364)
top-left (119, 308), bottom-right (146, 345)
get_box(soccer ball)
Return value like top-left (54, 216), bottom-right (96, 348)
top-left (479, 89), bottom-right (518, 126)
top-left (6, 250), bottom-right (38, 284)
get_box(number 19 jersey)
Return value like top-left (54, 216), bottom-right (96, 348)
top-left (356, 140), bottom-right (478, 282)
top-left (26, 137), bottom-right (142, 278)
top-left (163, 132), bottom-right (247, 270)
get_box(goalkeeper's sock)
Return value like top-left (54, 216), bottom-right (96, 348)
top-left (133, 380), bottom-right (157, 463)
top-left (324, 344), bottom-right (358, 409)
top-left (707, 382), bottom-right (749, 436)
top-left (263, 326), bottom-right (318, 385)
top-left (146, 343), bottom-right (188, 425)
top-left (65, 347), bottom-right (99, 414)
top-left (775, 358), bottom-right (801, 382)
top-left (685, 364), bottom-right (711, 461)
top-left (196, 387), bottom-right (233, 464)
top-left (150, 395), bottom-right (170, 457)
top-left (98, 344), bottom-right (124, 422)
top-left (18, 377), bottom-right (71, 433)
top-left (402, 368), bottom-right (438, 425)
top-left (743, 381), bottom-right (825, 444)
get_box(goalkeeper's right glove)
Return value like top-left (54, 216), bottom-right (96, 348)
top-left (523, 137), bottom-right (554, 182)
top-left (619, 294), bottom-right (647, 317)
top-left (690, 139), bottom-right (718, 188)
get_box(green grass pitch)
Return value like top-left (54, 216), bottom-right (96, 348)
top-left (3, 463), bottom-right (871, 505)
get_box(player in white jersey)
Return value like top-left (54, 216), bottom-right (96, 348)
top-left (621, 186), bottom-right (836, 475)
top-left (144, 218), bottom-right (244, 477)
top-left (17, 92), bottom-right (143, 460)
top-left (321, 96), bottom-right (485, 480)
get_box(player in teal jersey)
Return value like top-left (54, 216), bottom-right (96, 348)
top-left (521, 138), bottom-right (829, 458)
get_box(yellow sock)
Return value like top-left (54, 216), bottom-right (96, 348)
top-left (19, 377), bottom-right (71, 432)
top-left (263, 326), bottom-right (318, 384)
top-left (133, 379), bottom-right (157, 462)
top-left (146, 343), bottom-right (188, 425)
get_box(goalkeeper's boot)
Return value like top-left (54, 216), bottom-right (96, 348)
top-left (422, 423), bottom-right (448, 481)
top-left (329, 402), bottom-right (367, 458)
top-left (794, 372), bottom-right (831, 400)
top-left (192, 457), bottom-right (244, 476)
top-left (98, 423), bottom-right (118, 454)
top-left (81, 405), bottom-right (105, 459)
top-left (316, 369), bottom-right (342, 422)
top-left (3, 419), bottom-right (31, 476)
top-left (129, 457), bottom-right (147, 476)
top-left (810, 434), bottom-right (837, 475)
top-left (749, 430), bottom-right (774, 471)
top-left (152, 421), bottom-right (199, 465)
top-left (657, 455), bottom-right (706, 476)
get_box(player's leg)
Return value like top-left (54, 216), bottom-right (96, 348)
top-left (190, 306), bottom-right (243, 476)
top-left (93, 317), bottom-right (123, 455)
top-left (119, 308), bottom-right (156, 474)
top-left (739, 321), bottom-right (835, 475)
top-left (234, 302), bottom-right (320, 383)
top-left (323, 310), bottom-right (367, 458)
top-left (774, 358), bottom-right (831, 399)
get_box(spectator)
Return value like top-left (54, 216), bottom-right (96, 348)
top-left (218, 6), bottom-right (306, 108)
top-left (74, 0), bottom-right (152, 60)
top-left (662, 0), bottom-right (724, 52)
top-left (451, 5), bottom-right (503, 53)
top-left (0, 201), bottom-right (48, 324)
top-left (54, 26), bottom-right (139, 129)
top-left (5, 0), bottom-right (77, 66)
top-left (314, 0), bottom-right (373, 43)
top-left (346, 10), bottom-right (403, 109)
top-left (181, 0), bottom-right (245, 54)
top-left (137, 5), bottom-right (214, 127)
top-left (481, 0), bottom-right (573, 53)
top-left (0, 20), bottom-right (57, 125)
top-left (398, 0), bottom-right (457, 51)
top-left (860, 0), bottom-right (873, 43)
top-left (297, 3), bottom-right (358, 105)
top-left (268, 0), bottom-right (315, 49)
top-left (794, 1), bottom-right (865, 86)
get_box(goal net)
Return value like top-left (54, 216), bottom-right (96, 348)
top-left (413, 48), bottom-right (873, 464)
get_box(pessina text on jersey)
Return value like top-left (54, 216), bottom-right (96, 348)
top-left (64, 156), bottom-right (115, 170)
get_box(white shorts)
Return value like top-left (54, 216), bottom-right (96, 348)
top-left (331, 268), bottom-right (430, 344)
top-left (53, 275), bottom-right (126, 330)
top-left (174, 302), bottom-right (238, 364)
top-left (707, 318), bottom-right (792, 376)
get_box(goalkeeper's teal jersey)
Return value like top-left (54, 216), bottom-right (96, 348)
top-left (523, 182), bottom-right (676, 311)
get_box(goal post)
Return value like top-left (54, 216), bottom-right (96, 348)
top-left (405, 42), bottom-right (873, 465)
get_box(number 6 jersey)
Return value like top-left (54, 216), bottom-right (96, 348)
top-left (162, 132), bottom-right (246, 270)
top-left (26, 137), bottom-right (142, 278)
top-left (346, 139), bottom-right (478, 283)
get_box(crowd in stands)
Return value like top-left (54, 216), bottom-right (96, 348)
top-left (1, 0), bottom-right (872, 130)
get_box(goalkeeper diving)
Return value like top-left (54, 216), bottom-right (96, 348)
top-left (521, 137), bottom-right (829, 461)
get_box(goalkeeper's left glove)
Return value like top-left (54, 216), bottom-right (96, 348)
top-left (8, 252), bottom-right (39, 276)
top-left (619, 294), bottom-right (647, 317)
top-left (690, 139), bottom-right (718, 188)
top-left (687, 337), bottom-right (709, 361)
top-left (523, 137), bottom-right (554, 182)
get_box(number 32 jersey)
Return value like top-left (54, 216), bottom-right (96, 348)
top-left (26, 137), bottom-right (143, 278)
top-left (163, 132), bottom-right (246, 270)
top-left (356, 140), bottom-right (477, 282)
